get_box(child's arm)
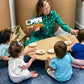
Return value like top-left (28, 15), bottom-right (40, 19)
top-left (1, 56), bottom-right (9, 61)
top-left (21, 56), bottom-right (36, 69)
top-left (72, 58), bottom-right (84, 66)
top-left (23, 48), bottom-right (36, 56)
top-left (69, 41), bottom-right (76, 52)
top-left (47, 57), bottom-right (54, 71)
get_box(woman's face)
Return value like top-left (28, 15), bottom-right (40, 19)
top-left (42, 2), bottom-right (50, 16)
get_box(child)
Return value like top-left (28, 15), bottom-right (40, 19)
top-left (8, 40), bottom-right (38, 83)
top-left (47, 41), bottom-right (84, 82)
top-left (70, 29), bottom-right (84, 68)
top-left (0, 29), bottom-right (12, 67)
top-left (70, 29), bottom-right (84, 59)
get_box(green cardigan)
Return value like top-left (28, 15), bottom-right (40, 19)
top-left (24, 10), bottom-right (71, 47)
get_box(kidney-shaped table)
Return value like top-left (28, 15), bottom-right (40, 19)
top-left (24, 35), bottom-right (78, 70)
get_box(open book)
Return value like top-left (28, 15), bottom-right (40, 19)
top-left (25, 17), bottom-right (43, 29)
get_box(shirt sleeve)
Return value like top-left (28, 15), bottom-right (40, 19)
top-left (0, 47), bottom-right (6, 57)
top-left (49, 58), bottom-right (57, 69)
top-left (18, 57), bottom-right (26, 67)
top-left (68, 52), bottom-right (74, 63)
top-left (54, 11), bottom-right (71, 32)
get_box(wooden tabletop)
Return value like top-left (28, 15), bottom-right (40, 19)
top-left (24, 35), bottom-right (78, 61)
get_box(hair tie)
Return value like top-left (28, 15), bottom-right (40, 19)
top-left (16, 39), bottom-right (22, 46)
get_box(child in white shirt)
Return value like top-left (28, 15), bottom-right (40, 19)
top-left (8, 40), bottom-right (38, 83)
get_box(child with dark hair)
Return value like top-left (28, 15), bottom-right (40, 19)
top-left (70, 29), bottom-right (84, 59)
top-left (8, 40), bottom-right (38, 83)
top-left (47, 41), bottom-right (84, 82)
top-left (70, 29), bottom-right (84, 68)
top-left (0, 29), bottom-right (12, 67)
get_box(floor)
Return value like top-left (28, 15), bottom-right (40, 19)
top-left (0, 55), bottom-right (84, 84)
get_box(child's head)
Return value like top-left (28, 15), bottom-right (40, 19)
top-left (77, 29), bottom-right (84, 42)
top-left (36, 0), bottom-right (50, 16)
top-left (0, 29), bottom-right (12, 44)
top-left (8, 40), bottom-right (23, 58)
top-left (54, 41), bottom-right (67, 58)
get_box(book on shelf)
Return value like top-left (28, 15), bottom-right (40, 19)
top-left (25, 17), bottom-right (43, 29)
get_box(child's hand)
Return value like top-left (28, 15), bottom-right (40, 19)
top-left (29, 48), bottom-right (37, 52)
top-left (69, 40), bottom-right (76, 52)
top-left (71, 40), bottom-right (76, 46)
top-left (47, 57), bottom-right (50, 61)
top-left (21, 64), bottom-right (28, 69)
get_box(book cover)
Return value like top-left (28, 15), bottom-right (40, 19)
top-left (25, 17), bottom-right (43, 29)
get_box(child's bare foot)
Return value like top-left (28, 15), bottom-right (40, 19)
top-left (80, 65), bottom-right (84, 69)
top-left (30, 71), bottom-right (36, 74)
top-left (31, 73), bottom-right (38, 78)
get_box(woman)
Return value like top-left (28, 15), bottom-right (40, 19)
top-left (24, 0), bottom-right (78, 47)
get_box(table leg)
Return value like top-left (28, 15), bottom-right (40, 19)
top-left (45, 60), bottom-right (49, 71)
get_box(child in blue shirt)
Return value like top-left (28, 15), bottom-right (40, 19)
top-left (70, 29), bottom-right (84, 68)
top-left (0, 29), bottom-right (12, 67)
top-left (70, 29), bottom-right (84, 59)
top-left (47, 41), bottom-right (84, 82)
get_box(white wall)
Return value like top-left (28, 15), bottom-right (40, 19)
top-left (75, 0), bottom-right (84, 29)
top-left (9, 0), bottom-right (16, 31)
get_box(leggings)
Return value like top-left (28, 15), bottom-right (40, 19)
top-left (0, 60), bottom-right (8, 68)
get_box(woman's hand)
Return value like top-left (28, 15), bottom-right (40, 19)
top-left (34, 26), bottom-right (40, 31)
top-left (27, 25), bottom-right (34, 32)
top-left (28, 26), bottom-right (40, 32)
top-left (70, 29), bottom-right (79, 35)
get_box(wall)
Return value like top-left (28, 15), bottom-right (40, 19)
top-left (0, 0), bottom-right (76, 33)
top-left (75, 0), bottom-right (84, 29)
top-left (0, 0), bottom-right (11, 31)
top-left (51, 0), bottom-right (76, 29)
top-left (15, 0), bottom-right (38, 35)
